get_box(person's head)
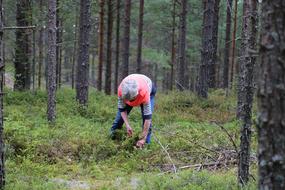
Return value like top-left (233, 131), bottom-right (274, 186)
top-left (121, 79), bottom-right (138, 101)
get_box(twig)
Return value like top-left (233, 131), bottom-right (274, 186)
top-left (212, 122), bottom-right (239, 154)
top-left (179, 160), bottom-right (237, 170)
top-left (153, 134), bottom-right (177, 174)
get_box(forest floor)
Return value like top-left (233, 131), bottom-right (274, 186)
top-left (4, 88), bottom-right (257, 189)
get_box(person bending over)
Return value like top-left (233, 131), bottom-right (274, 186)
top-left (110, 74), bottom-right (156, 148)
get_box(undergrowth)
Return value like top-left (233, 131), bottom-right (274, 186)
top-left (4, 88), bottom-right (257, 189)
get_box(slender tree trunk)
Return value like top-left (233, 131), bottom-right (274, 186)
top-left (0, 0), bottom-right (5, 187)
top-left (91, 49), bottom-right (96, 87)
top-left (14, 0), bottom-right (32, 91)
top-left (136, 0), bottom-right (144, 73)
top-left (59, 20), bottom-right (63, 88)
top-left (47, 0), bottom-right (57, 122)
top-left (32, 29), bottom-right (36, 91)
top-left (223, 0), bottom-right (233, 89)
top-left (114, 0), bottom-right (120, 94)
top-left (210, 0), bottom-right (220, 89)
top-left (72, 5), bottom-right (79, 89)
top-left (198, 0), bottom-right (215, 98)
top-left (230, 0), bottom-right (238, 87)
top-left (177, 0), bottom-right (187, 91)
top-left (38, 0), bottom-right (44, 89)
top-left (76, 0), bottom-right (91, 106)
top-left (170, 0), bottom-right (176, 91)
top-left (105, 0), bottom-right (113, 95)
top-left (258, 1), bottom-right (285, 189)
top-left (237, 0), bottom-right (257, 185)
top-left (97, 0), bottom-right (105, 91)
top-left (56, 0), bottom-right (62, 89)
top-left (121, 0), bottom-right (131, 78)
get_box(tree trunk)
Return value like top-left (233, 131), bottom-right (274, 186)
top-left (0, 0), bottom-right (5, 187)
top-left (136, 0), bottom-right (144, 73)
top-left (222, 0), bottom-right (233, 89)
top-left (91, 48), bottom-right (96, 87)
top-left (177, 0), bottom-right (187, 91)
top-left (97, 0), bottom-right (105, 91)
top-left (14, 0), bottom-right (32, 91)
top-left (210, 0), bottom-right (220, 89)
top-left (170, 0), bottom-right (176, 91)
top-left (32, 29), bottom-right (36, 91)
top-left (76, 0), bottom-right (91, 106)
top-left (229, 0), bottom-right (238, 88)
top-left (38, 0), bottom-right (44, 89)
top-left (47, 0), bottom-right (57, 122)
top-left (72, 5), bottom-right (79, 89)
top-left (114, 0), bottom-right (120, 94)
top-left (198, 0), bottom-right (215, 98)
top-left (104, 0), bottom-right (113, 95)
top-left (237, 0), bottom-right (257, 185)
top-left (56, 0), bottom-right (62, 89)
top-left (121, 0), bottom-right (131, 79)
top-left (257, 1), bottom-right (285, 189)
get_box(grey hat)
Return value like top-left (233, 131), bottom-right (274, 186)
top-left (121, 79), bottom-right (138, 100)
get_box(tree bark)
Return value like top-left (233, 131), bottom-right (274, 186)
top-left (97, 0), bottom-right (105, 91)
top-left (136, 0), bottom-right (144, 73)
top-left (76, 0), bottom-right (91, 106)
top-left (121, 0), bottom-right (131, 79)
top-left (237, 0), bottom-right (257, 185)
top-left (210, 0), bottom-right (220, 89)
top-left (38, 0), bottom-right (44, 89)
top-left (229, 0), bottom-right (238, 87)
top-left (177, 0), bottom-right (187, 91)
top-left (198, 0), bottom-right (216, 98)
top-left (14, 0), bottom-right (32, 91)
top-left (104, 0), bottom-right (113, 95)
top-left (222, 0), bottom-right (233, 89)
top-left (0, 0), bottom-right (5, 187)
top-left (257, 1), bottom-right (285, 189)
top-left (47, 0), bottom-right (57, 122)
top-left (56, 0), bottom-right (62, 89)
top-left (114, 0), bottom-right (120, 94)
top-left (72, 4), bottom-right (79, 89)
top-left (170, 0), bottom-right (176, 91)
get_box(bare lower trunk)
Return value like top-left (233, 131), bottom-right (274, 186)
top-left (97, 0), bottom-right (105, 91)
top-left (257, 1), bottom-right (285, 189)
top-left (104, 0), bottom-right (113, 95)
top-left (47, 0), bottom-right (57, 122)
top-left (229, 0), bottom-right (238, 88)
top-left (0, 0), bottom-right (5, 187)
top-left (76, 0), bottom-right (91, 106)
top-left (38, 0), bottom-right (44, 89)
top-left (14, 0), bottom-right (32, 91)
top-left (237, 0), bottom-right (257, 185)
top-left (177, 0), bottom-right (187, 91)
top-left (136, 0), bottom-right (144, 73)
top-left (121, 0), bottom-right (131, 78)
top-left (114, 0), bottom-right (120, 94)
top-left (222, 0), bottom-right (233, 89)
top-left (170, 0), bottom-right (176, 91)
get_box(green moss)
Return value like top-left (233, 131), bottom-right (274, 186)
top-left (4, 88), bottom-right (257, 189)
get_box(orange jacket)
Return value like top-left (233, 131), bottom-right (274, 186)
top-left (118, 75), bottom-right (150, 107)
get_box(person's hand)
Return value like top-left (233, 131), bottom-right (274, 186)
top-left (136, 139), bottom-right (145, 149)
top-left (126, 125), bottom-right (133, 137)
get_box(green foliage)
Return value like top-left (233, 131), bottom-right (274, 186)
top-left (4, 89), bottom-right (257, 189)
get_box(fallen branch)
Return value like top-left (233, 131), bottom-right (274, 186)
top-left (179, 160), bottom-right (237, 170)
top-left (212, 122), bottom-right (239, 154)
top-left (152, 134), bottom-right (177, 174)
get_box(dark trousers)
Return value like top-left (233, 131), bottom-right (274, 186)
top-left (110, 85), bottom-right (156, 143)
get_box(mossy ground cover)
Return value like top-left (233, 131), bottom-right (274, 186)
top-left (4, 88), bottom-right (257, 189)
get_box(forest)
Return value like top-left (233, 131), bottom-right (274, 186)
top-left (0, 0), bottom-right (284, 189)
